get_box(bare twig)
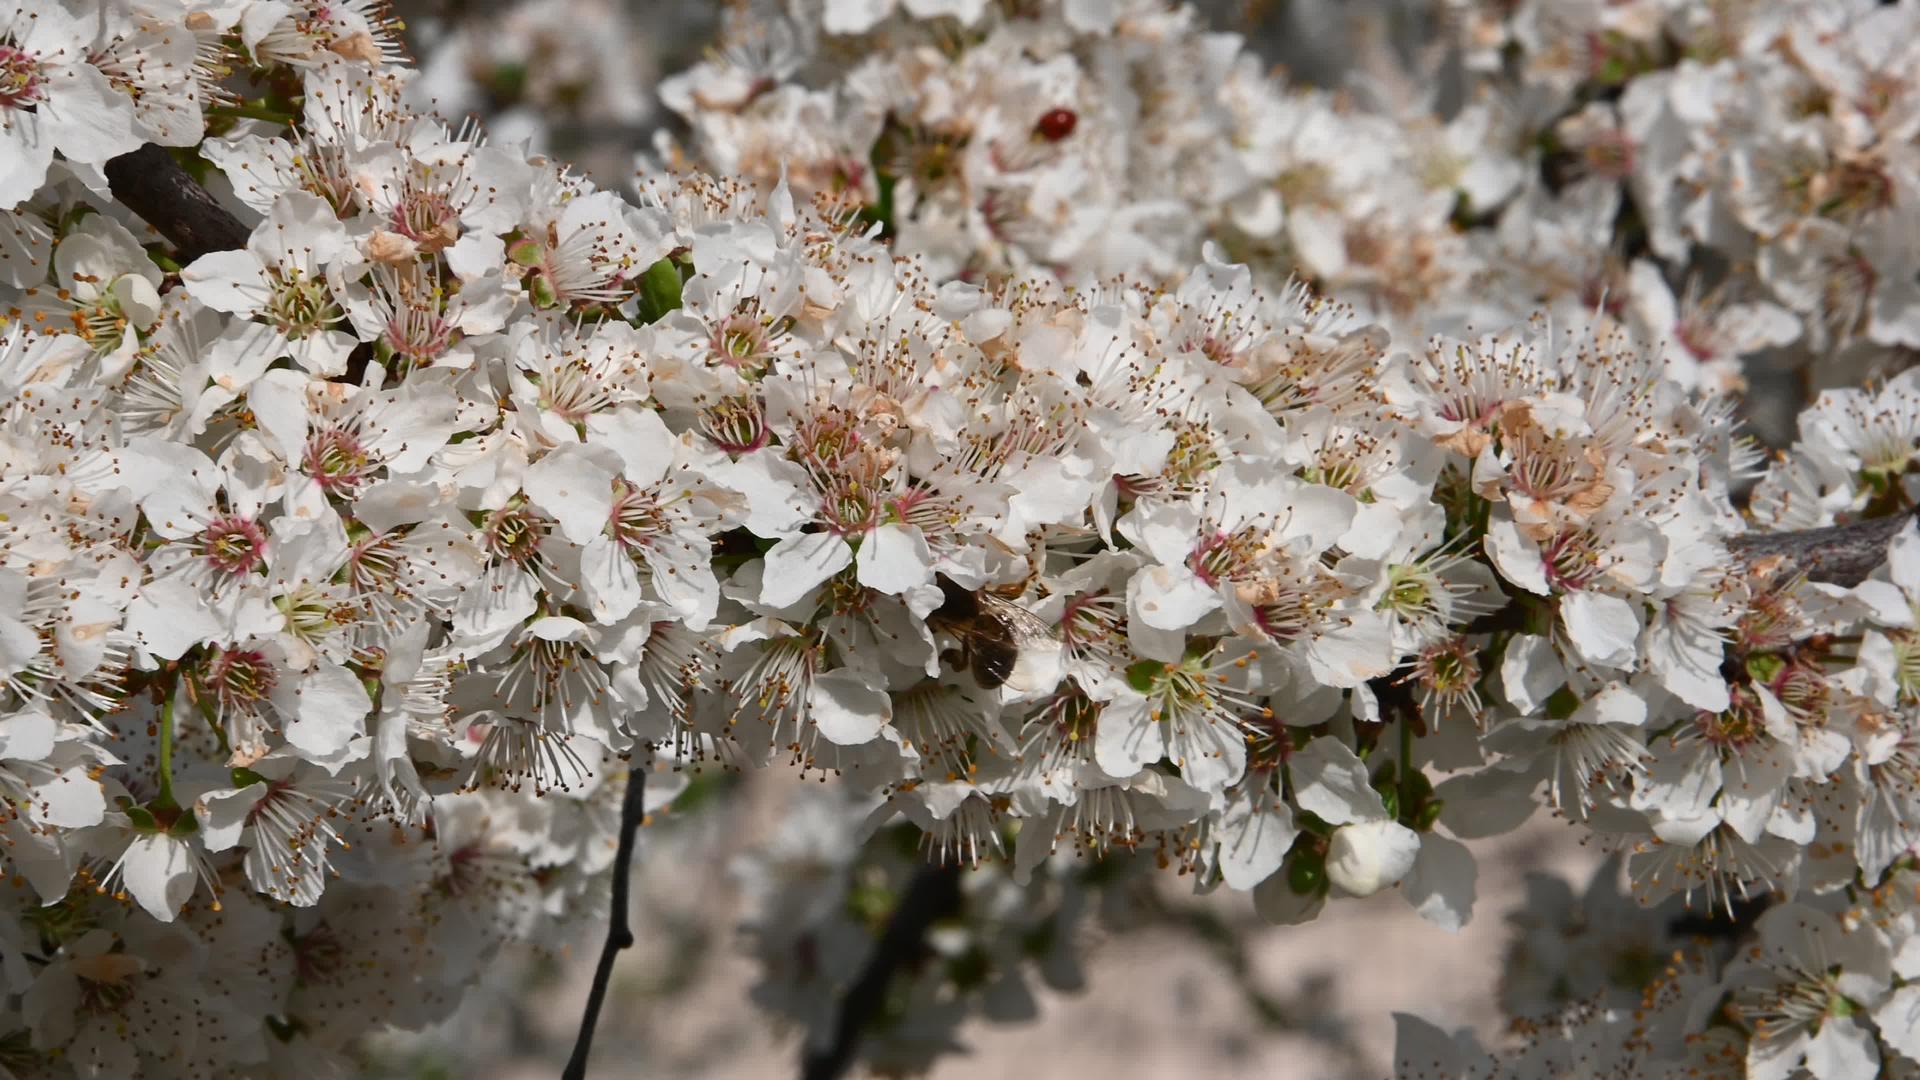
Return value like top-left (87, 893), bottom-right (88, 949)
top-left (103, 145), bottom-right (251, 263)
top-left (800, 863), bottom-right (963, 1080)
top-left (1729, 508), bottom-right (1918, 587)
top-left (562, 758), bottom-right (649, 1080)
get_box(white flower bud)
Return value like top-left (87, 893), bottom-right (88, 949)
top-left (1325, 820), bottom-right (1421, 897)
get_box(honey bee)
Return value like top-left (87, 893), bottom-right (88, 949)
top-left (926, 573), bottom-right (1062, 690)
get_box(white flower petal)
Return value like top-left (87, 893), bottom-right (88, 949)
top-left (524, 444), bottom-right (619, 544)
top-left (1303, 612), bottom-right (1395, 688)
top-left (1129, 563), bottom-right (1219, 630)
top-left (180, 249), bottom-right (271, 315)
top-left (1804, 1016), bottom-right (1877, 1080)
top-left (118, 834), bottom-right (199, 923)
top-left (1890, 522), bottom-right (1920, 593)
top-left (1499, 634), bottom-right (1564, 714)
top-left (1872, 985), bottom-right (1920, 1064)
top-left (1484, 516), bottom-right (1550, 596)
top-left (124, 578), bottom-right (225, 661)
top-left (855, 523), bottom-right (933, 596)
top-left (0, 709), bottom-right (56, 762)
top-left (760, 531), bottom-right (853, 610)
top-left (1290, 737), bottom-right (1384, 825)
top-left (196, 784), bottom-right (268, 852)
top-left (1561, 591), bottom-right (1641, 669)
top-left (1403, 832), bottom-right (1477, 931)
top-left (280, 663), bottom-right (371, 760)
top-left (580, 537), bottom-right (646, 624)
top-left (1216, 796), bottom-right (1298, 891)
top-left (809, 670), bottom-right (891, 746)
top-left (1093, 695), bottom-right (1164, 779)
top-left (33, 766), bottom-right (105, 829)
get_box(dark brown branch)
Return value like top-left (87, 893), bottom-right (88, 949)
top-left (1728, 508), bottom-right (1918, 587)
top-left (562, 758), bottom-right (648, 1080)
top-left (800, 863), bottom-right (963, 1080)
top-left (104, 145), bottom-right (251, 264)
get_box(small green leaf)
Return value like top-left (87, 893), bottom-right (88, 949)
top-left (529, 271), bottom-right (559, 309)
top-left (632, 257), bottom-right (686, 325)
top-left (1125, 659), bottom-right (1163, 693)
top-left (1546, 686), bottom-right (1581, 720)
top-left (508, 238), bottom-right (545, 267)
top-left (1746, 653), bottom-right (1786, 685)
top-left (1287, 851), bottom-right (1326, 896)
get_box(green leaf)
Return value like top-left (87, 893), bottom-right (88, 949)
top-left (508, 238), bottom-right (545, 267)
top-left (1546, 686), bottom-right (1581, 721)
top-left (1286, 851), bottom-right (1326, 896)
top-left (632, 257), bottom-right (686, 325)
top-left (1125, 659), bottom-right (1163, 693)
top-left (528, 271), bottom-right (559, 309)
top-left (1746, 653), bottom-right (1786, 685)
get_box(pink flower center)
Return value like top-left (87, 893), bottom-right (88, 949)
top-left (204, 648), bottom-right (279, 712)
top-left (484, 504), bottom-right (543, 565)
top-left (0, 45), bottom-right (46, 111)
top-left (709, 312), bottom-right (773, 377)
top-left (390, 190), bottom-right (459, 249)
top-left (384, 305), bottom-right (454, 367)
top-left (303, 426), bottom-right (372, 496)
top-left (200, 514), bottom-right (268, 577)
top-left (700, 397), bottom-right (769, 455)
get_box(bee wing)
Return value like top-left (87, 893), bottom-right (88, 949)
top-left (976, 595), bottom-right (1064, 696)
top-left (976, 593), bottom-right (1060, 648)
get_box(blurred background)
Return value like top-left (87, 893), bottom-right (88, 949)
top-left (356, 769), bottom-right (1603, 1080)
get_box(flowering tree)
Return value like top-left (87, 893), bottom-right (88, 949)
top-left (4, 0), bottom-right (1920, 1077)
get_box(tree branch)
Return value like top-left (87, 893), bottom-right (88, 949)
top-left (103, 145), bottom-right (251, 264)
top-left (1728, 508), bottom-right (1918, 587)
top-left (562, 758), bottom-right (648, 1080)
top-left (800, 863), bottom-right (964, 1080)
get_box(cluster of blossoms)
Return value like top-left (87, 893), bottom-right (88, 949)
top-left (661, 0), bottom-right (1920, 396)
top-left (1, 0), bottom-right (1920, 1075)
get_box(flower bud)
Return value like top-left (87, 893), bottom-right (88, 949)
top-left (366, 230), bottom-right (419, 265)
top-left (1324, 819), bottom-right (1420, 897)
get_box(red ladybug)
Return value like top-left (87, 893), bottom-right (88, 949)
top-left (1034, 108), bottom-right (1077, 141)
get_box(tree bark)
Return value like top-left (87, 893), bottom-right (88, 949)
top-left (104, 145), bottom-right (251, 263)
top-left (1728, 509), bottom-right (1917, 587)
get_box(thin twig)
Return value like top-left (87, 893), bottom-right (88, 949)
top-left (562, 757), bottom-right (649, 1080)
top-left (1729, 508), bottom-right (1919, 587)
top-left (800, 863), bottom-right (963, 1080)
top-left (103, 145), bottom-right (252, 264)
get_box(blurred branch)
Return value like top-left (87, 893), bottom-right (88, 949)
top-left (1729, 508), bottom-right (1918, 587)
top-left (1120, 879), bottom-right (1374, 1080)
top-left (563, 758), bottom-right (649, 1080)
top-left (104, 145), bottom-right (251, 263)
top-left (801, 863), bottom-right (963, 1080)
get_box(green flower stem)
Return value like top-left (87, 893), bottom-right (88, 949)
top-left (155, 680), bottom-right (181, 813)
top-left (207, 102), bottom-right (297, 125)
